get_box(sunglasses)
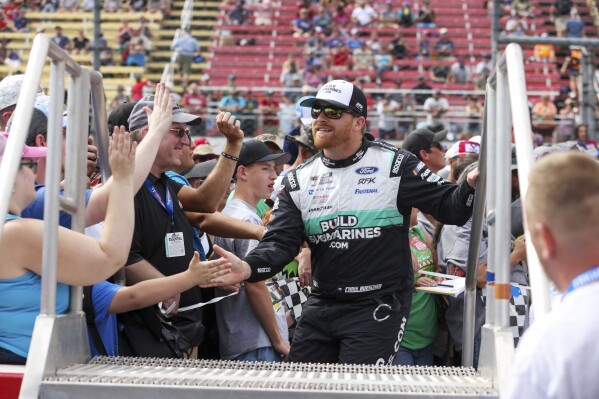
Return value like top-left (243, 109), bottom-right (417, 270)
top-left (169, 128), bottom-right (191, 139)
top-left (429, 143), bottom-right (446, 152)
top-left (311, 107), bottom-right (358, 120)
top-left (20, 160), bottom-right (38, 174)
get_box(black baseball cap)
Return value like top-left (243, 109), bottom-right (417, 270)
top-left (237, 139), bottom-right (290, 168)
top-left (300, 79), bottom-right (367, 118)
top-left (107, 101), bottom-right (137, 134)
top-left (402, 128), bottom-right (447, 156)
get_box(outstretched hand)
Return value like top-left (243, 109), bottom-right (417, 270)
top-left (188, 251), bottom-right (233, 286)
top-left (108, 129), bottom-right (136, 181)
top-left (216, 111), bottom-right (244, 144)
top-left (200, 244), bottom-right (250, 288)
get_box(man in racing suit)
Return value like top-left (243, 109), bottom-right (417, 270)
top-left (211, 80), bottom-right (479, 365)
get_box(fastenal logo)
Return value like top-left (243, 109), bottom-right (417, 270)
top-left (257, 268), bottom-right (271, 273)
top-left (355, 166), bottom-right (378, 175)
top-left (355, 188), bottom-right (378, 194)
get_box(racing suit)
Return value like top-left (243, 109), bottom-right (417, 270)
top-left (244, 138), bottom-right (475, 364)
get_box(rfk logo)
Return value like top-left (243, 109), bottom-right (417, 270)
top-left (358, 177), bottom-right (376, 185)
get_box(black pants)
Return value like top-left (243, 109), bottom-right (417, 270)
top-left (289, 290), bottom-right (411, 365)
top-left (0, 346), bottom-right (26, 365)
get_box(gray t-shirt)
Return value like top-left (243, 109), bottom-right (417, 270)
top-left (440, 217), bottom-right (487, 352)
top-left (214, 199), bottom-right (288, 360)
top-left (440, 217), bottom-right (529, 351)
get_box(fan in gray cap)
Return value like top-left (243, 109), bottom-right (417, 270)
top-left (128, 94), bottom-right (203, 132)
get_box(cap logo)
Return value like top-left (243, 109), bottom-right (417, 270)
top-left (321, 83), bottom-right (342, 94)
top-left (355, 103), bottom-right (363, 112)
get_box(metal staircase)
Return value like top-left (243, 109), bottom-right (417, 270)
top-left (40, 357), bottom-right (497, 398)
top-left (4, 34), bottom-right (540, 399)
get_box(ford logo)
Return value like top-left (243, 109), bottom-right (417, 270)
top-left (355, 167), bottom-right (378, 175)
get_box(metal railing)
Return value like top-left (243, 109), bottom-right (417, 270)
top-left (471, 43), bottom-right (552, 390)
top-left (0, 33), bottom-right (110, 399)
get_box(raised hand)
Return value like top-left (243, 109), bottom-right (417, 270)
top-left (146, 83), bottom-right (173, 139)
top-left (188, 251), bottom-right (232, 286)
top-left (216, 111), bottom-right (244, 144)
top-left (108, 129), bottom-right (136, 181)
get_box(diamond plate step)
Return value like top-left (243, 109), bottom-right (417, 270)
top-left (40, 357), bottom-right (498, 399)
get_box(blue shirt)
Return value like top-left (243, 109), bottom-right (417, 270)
top-left (22, 185), bottom-right (93, 228)
top-left (89, 281), bottom-right (121, 356)
top-left (0, 270), bottom-right (70, 358)
top-left (172, 34), bottom-right (200, 56)
top-left (566, 18), bottom-right (585, 38)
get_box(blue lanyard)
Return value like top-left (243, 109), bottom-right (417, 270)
top-left (564, 265), bottom-right (599, 297)
top-left (144, 178), bottom-right (175, 227)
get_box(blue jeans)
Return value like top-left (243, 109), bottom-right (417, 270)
top-left (393, 343), bottom-right (435, 366)
top-left (234, 346), bottom-right (281, 363)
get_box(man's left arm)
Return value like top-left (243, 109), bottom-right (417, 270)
top-left (397, 152), bottom-right (478, 226)
top-left (178, 111), bottom-right (243, 213)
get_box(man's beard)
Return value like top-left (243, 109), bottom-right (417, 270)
top-left (313, 119), bottom-right (353, 149)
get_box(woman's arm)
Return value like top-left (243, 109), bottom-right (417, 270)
top-left (108, 252), bottom-right (231, 314)
top-left (0, 131), bottom-right (137, 285)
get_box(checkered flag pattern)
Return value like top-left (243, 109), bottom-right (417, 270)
top-left (481, 285), bottom-right (530, 347)
top-left (267, 277), bottom-right (311, 322)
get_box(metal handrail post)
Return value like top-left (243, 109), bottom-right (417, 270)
top-left (493, 57), bottom-right (512, 329)
top-left (484, 84), bottom-right (497, 327)
top-left (461, 105), bottom-right (489, 368)
top-left (505, 43), bottom-right (552, 320)
top-left (40, 58), bottom-right (66, 316)
top-left (90, 71), bottom-right (111, 181)
top-left (64, 68), bottom-right (90, 313)
top-left (0, 36), bottom-right (48, 240)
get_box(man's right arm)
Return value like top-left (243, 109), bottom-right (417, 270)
top-left (206, 174), bottom-right (306, 288)
top-left (125, 259), bottom-right (180, 313)
top-left (86, 83), bottom-right (172, 226)
top-left (244, 173), bottom-right (305, 283)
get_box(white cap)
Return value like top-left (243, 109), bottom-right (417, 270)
top-left (446, 140), bottom-right (480, 159)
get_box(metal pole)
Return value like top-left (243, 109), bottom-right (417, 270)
top-left (498, 35), bottom-right (599, 47)
top-left (0, 36), bottom-right (47, 240)
top-left (505, 44), bottom-right (553, 320)
top-left (491, 0), bottom-right (502, 60)
top-left (92, 0), bottom-right (101, 71)
top-left (65, 69), bottom-right (90, 313)
top-left (90, 71), bottom-right (111, 181)
top-left (461, 105), bottom-right (488, 368)
top-left (493, 58), bottom-right (511, 329)
top-left (484, 85), bottom-right (496, 329)
top-left (40, 59), bottom-right (66, 315)
top-left (581, 51), bottom-right (597, 139)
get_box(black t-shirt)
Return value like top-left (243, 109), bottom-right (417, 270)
top-left (126, 173), bottom-right (202, 324)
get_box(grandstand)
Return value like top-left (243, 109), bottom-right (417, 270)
top-left (0, 0), bottom-right (597, 137)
